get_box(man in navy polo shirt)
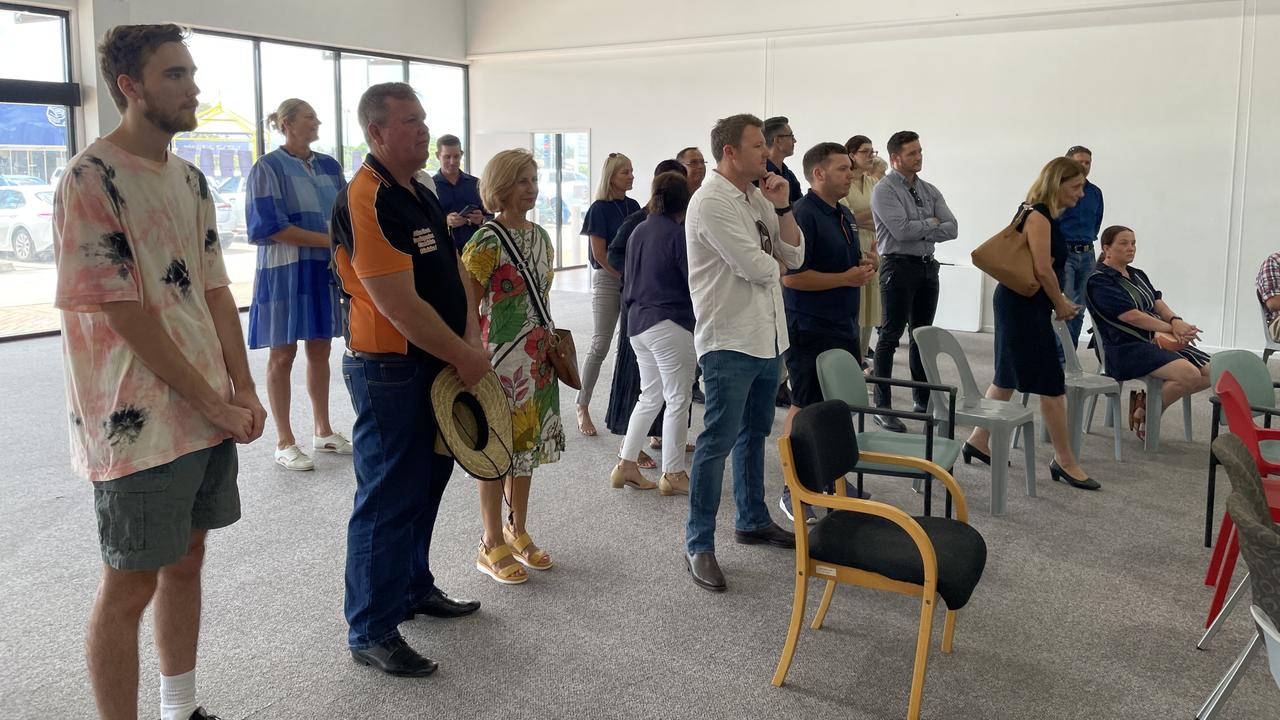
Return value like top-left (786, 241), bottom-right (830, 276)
top-left (1056, 144), bottom-right (1104, 351)
top-left (778, 142), bottom-right (874, 522)
top-left (431, 134), bottom-right (489, 245)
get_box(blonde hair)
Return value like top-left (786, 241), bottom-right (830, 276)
top-left (595, 153), bottom-right (632, 201)
top-left (1025, 157), bottom-right (1085, 218)
top-left (266, 98), bottom-right (309, 134)
top-left (481, 148), bottom-right (538, 213)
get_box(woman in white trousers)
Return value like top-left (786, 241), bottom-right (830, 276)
top-left (610, 171), bottom-right (697, 494)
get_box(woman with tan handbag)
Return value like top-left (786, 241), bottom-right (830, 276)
top-left (1086, 225), bottom-right (1210, 439)
top-left (964, 157), bottom-right (1102, 491)
top-left (461, 149), bottom-right (566, 584)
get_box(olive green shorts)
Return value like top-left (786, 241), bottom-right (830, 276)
top-left (92, 440), bottom-right (240, 570)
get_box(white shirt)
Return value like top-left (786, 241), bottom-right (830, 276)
top-left (685, 170), bottom-right (805, 360)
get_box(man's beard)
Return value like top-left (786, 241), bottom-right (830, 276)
top-left (141, 90), bottom-right (198, 134)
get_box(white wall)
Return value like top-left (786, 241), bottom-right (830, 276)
top-left (53, 0), bottom-right (467, 140)
top-left (468, 0), bottom-right (1279, 352)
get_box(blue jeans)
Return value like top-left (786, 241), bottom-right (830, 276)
top-left (1061, 247), bottom-right (1095, 348)
top-left (685, 350), bottom-right (781, 554)
top-left (342, 355), bottom-right (454, 649)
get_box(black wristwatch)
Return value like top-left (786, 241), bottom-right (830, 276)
top-left (775, 205), bottom-right (791, 216)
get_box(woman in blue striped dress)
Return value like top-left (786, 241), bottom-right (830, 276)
top-left (247, 99), bottom-right (348, 471)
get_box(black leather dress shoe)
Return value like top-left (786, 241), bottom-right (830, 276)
top-left (873, 413), bottom-right (908, 433)
top-left (735, 522), bottom-right (796, 548)
top-left (405, 588), bottom-right (480, 620)
top-left (685, 551), bottom-right (726, 592)
top-left (351, 636), bottom-right (438, 677)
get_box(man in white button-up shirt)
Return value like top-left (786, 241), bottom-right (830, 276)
top-left (683, 113), bottom-right (805, 592)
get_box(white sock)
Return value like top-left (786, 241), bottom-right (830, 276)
top-left (160, 669), bottom-right (199, 720)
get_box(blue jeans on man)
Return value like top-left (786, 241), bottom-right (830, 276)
top-left (1062, 245), bottom-right (1095, 348)
top-left (685, 350), bottom-right (781, 554)
top-left (342, 354), bottom-right (454, 649)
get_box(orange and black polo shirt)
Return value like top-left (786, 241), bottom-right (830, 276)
top-left (330, 153), bottom-right (467, 364)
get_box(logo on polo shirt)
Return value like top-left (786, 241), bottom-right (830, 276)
top-left (412, 227), bottom-right (439, 254)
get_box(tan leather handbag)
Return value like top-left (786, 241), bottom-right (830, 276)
top-left (971, 204), bottom-right (1040, 298)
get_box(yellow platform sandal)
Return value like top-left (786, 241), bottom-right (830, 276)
top-left (503, 525), bottom-right (553, 570)
top-left (476, 541), bottom-right (528, 584)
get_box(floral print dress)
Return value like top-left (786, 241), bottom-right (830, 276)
top-left (462, 222), bottom-right (565, 476)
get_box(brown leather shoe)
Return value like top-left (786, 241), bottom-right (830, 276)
top-left (734, 522), bottom-right (795, 548)
top-left (685, 551), bottom-right (726, 592)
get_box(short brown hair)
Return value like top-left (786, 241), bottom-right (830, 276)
top-left (709, 114), bottom-right (763, 162)
top-left (802, 142), bottom-right (850, 183)
top-left (98, 24), bottom-right (188, 112)
top-left (1099, 225), bottom-right (1133, 249)
top-left (436, 134), bottom-right (462, 150)
top-left (844, 135), bottom-right (872, 155)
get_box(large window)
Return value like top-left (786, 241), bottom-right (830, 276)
top-left (0, 17), bottom-right (467, 338)
top-left (0, 3), bottom-right (75, 337)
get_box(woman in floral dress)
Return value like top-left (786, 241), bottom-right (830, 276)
top-left (462, 149), bottom-right (565, 585)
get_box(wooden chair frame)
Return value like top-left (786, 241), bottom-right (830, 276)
top-left (773, 438), bottom-right (972, 720)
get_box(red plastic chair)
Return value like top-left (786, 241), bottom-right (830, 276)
top-left (1204, 371), bottom-right (1280, 627)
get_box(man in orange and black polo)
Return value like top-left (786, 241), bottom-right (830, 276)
top-left (330, 82), bottom-right (491, 678)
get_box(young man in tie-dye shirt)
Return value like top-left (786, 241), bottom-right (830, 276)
top-left (53, 24), bottom-right (265, 720)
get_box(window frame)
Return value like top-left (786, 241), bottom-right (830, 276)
top-left (0, 2), bottom-right (77, 342)
top-left (188, 27), bottom-right (470, 174)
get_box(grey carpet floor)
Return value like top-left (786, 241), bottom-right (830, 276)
top-left (1, 279), bottom-right (1276, 719)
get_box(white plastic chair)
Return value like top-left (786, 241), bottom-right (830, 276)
top-left (912, 325), bottom-right (1036, 516)
top-left (1251, 605), bottom-right (1280, 688)
top-left (1015, 320), bottom-right (1123, 462)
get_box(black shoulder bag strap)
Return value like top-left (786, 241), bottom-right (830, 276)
top-left (483, 220), bottom-right (554, 331)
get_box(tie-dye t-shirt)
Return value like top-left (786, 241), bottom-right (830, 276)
top-left (53, 138), bottom-right (233, 482)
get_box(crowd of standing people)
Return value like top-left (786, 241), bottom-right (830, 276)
top-left (51, 23), bottom-right (1231, 719)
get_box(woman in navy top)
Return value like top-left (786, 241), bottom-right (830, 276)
top-left (964, 157), bottom-right (1102, 491)
top-left (609, 172), bottom-right (697, 495)
top-left (1087, 225), bottom-right (1209, 438)
top-left (576, 153), bottom-right (640, 436)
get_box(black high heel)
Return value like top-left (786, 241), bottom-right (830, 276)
top-left (962, 442), bottom-right (991, 466)
top-left (1050, 460), bottom-right (1101, 491)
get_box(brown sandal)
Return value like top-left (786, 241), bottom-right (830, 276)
top-left (1130, 390), bottom-right (1147, 441)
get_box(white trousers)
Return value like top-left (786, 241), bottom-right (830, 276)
top-left (620, 320), bottom-right (697, 473)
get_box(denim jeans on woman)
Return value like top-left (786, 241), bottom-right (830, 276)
top-left (685, 350), bottom-right (781, 554)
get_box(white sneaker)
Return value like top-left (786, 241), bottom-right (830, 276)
top-left (313, 432), bottom-right (353, 455)
top-left (274, 444), bottom-right (315, 471)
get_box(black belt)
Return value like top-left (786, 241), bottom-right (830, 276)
top-left (883, 253), bottom-right (935, 263)
top-left (346, 350), bottom-right (412, 362)
top-left (1067, 243), bottom-right (1094, 253)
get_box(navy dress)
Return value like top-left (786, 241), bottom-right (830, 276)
top-left (992, 203), bottom-right (1066, 396)
top-left (605, 210), bottom-right (661, 437)
top-left (1086, 263), bottom-right (1211, 380)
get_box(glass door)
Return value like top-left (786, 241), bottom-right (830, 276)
top-left (532, 131), bottom-right (590, 269)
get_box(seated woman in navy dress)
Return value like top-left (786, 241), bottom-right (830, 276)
top-left (1086, 225), bottom-right (1210, 438)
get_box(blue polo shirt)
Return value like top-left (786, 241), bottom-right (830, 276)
top-left (1058, 179), bottom-right (1104, 244)
top-left (766, 159), bottom-right (804, 205)
top-left (431, 169), bottom-right (488, 245)
top-left (784, 189), bottom-right (861, 337)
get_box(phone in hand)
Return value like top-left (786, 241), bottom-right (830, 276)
top-left (459, 204), bottom-right (480, 216)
